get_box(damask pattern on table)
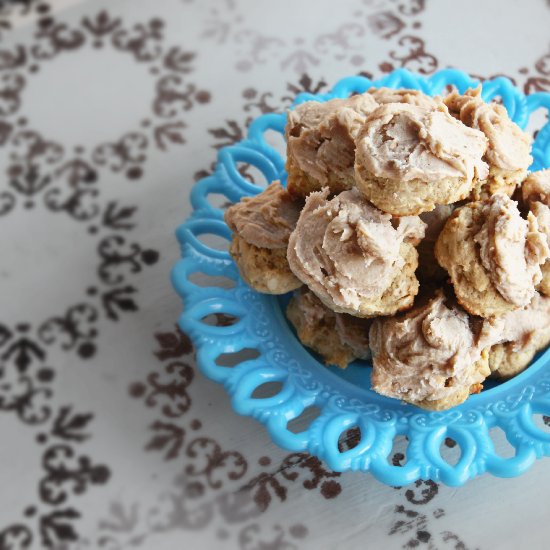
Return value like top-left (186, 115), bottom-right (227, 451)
top-left (0, 1), bottom-right (210, 547)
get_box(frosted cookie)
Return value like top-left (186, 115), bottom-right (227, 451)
top-left (354, 102), bottom-right (489, 215)
top-left (522, 169), bottom-right (550, 205)
top-left (369, 290), bottom-right (491, 410)
top-left (368, 87), bottom-right (439, 109)
top-left (435, 194), bottom-right (549, 317)
top-left (444, 87), bottom-right (532, 199)
top-left (286, 288), bottom-right (371, 368)
top-left (287, 188), bottom-right (425, 317)
top-left (485, 293), bottom-right (550, 378)
top-left (285, 93), bottom-right (378, 197)
top-left (417, 204), bottom-right (456, 282)
top-left (229, 236), bottom-right (299, 294)
top-left (522, 170), bottom-right (550, 296)
top-left (529, 202), bottom-right (550, 296)
top-left (225, 181), bottom-right (302, 294)
top-left (393, 215), bottom-right (429, 246)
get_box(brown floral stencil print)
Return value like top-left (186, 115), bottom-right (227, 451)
top-left (129, 325), bottom-right (195, 420)
top-left (44, 159), bottom-right (100, 221)
top-left (240, 452), bottom-right (342, 514)
top-left (283, 73), bottom-right (329, 100)
top-left (117, 325), bottom-right (346, 548)
top-left (153, 326), bottom-right (193, 360)
top-left (0, 72), bottom-right (25, 116)
top-left (386, 450), bottom-right (479, 549)
top-left (3, 128), bottom-right (97, 219)
top-left (31, 17), bottom-right (86, 60)
top-left (0, 10), bottom-right (211, 194)
top-left (19, 195), bottom-right (161, 361)
top-left (39, 444), bottom-right (110, 506)
top-left (59, 200), bottom-right (156, 351)
top-left (81, 10), bottom-right (121, 44)
top-left (0, 8), bottom-right (186, 544)
top-left (0, 0), bottom-right (52, 42)
top-left (0, 43), bottom-right (27, 70)
top-left (199, 0), bottom-right (421, 73)
top-left (141, 361), bottom-right (195, 418)
top-left (111, 17), bottom-right (163, 62)
top-left (92, 132), bottom-right (148, 181)
top-left (380, 35), bottom-right (438, 75)
top-left (387, 501), bottom-right (478, 550)
top-left (145, 420), bottom-right (186, 460)
top-left (0, 399), bottom-right (111, 548)
top-left (38, 304), bottom-right (98, 359)
top-left (237, 523), bottom-right (309, 550)
top-left (185, 437), bottom-right (248, 489)
top-left (6, 129), bottom-right (64, 214)
top-left (368, 11), bottom-right (406, 40)
top-left (523, 43), bottom-right (550, 94)
top-left (0, 322), bottom-right (52, 425)
top-left (396, 0), bottom-right (426, 16)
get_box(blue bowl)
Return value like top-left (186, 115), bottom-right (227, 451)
top-left (173, 69), bottom-right (550, 487)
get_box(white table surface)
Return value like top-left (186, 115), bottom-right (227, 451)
top-left (1, 0), bottom-right (550, 548)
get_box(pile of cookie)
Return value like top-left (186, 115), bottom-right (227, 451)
top-left (224, 86), bottom-right (550, 411)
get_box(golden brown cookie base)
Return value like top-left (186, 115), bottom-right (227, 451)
top-left (312, 242), bottom-right (420, 318)
top-left (434, 204), bottom-right (517, 318)
top-left (287, 295), bottom-right (362, 368)
top-left (489, 343), bottom-right (536, 379)
top-left (413, 388), bottom-right (471, 411)
top-left (286, 154), bottom-right (354, 198)
top-left (537, 260), bottom-right (550, 297)
top-left (471, 167), bottom-right (525, 200)
top-left (374, 243), bottom-right (420, 315)
top-left (229, 235), bottom-right (301, 294)
top-left (489, 325), bottom-right (550, 379)
top-left (354, 162), bottom-right (474, 216)
top-left (410, 351), bottom-right (490, 411)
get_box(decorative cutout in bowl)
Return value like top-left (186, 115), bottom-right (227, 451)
top-left (172, 69), bottom-right (550, 487)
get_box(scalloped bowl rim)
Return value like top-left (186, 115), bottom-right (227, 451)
top-left (173, 68), bottom-right (550, 487)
